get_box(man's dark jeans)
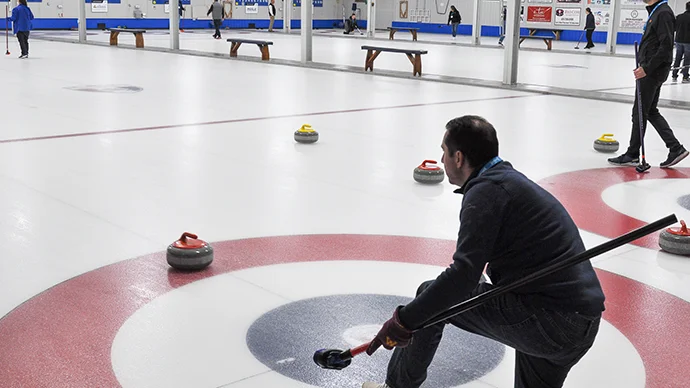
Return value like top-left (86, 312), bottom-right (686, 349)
top-left (672, 43), bottom-right (690, 79)
top-left (624, 73), bottom-right (683, 157)
top-left (385, 281), bottom-right (601, 388)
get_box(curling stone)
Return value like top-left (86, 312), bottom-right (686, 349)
top-left (294, 124), bottom-right (319, 144)
top-left (413, 160), bottom-right (445, 184)
top-left (659, 220), bottom-right (690, 256)
top-left (593, 134), bottom-right (620, 153)
top-left (167, 232), bottom-right (214, 270)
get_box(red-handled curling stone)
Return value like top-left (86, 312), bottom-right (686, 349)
top-left (659, 220), bottom-right (690, 256)
top-left (167, 232), bottom-right (214, 270)
top-left (413, 160), bottom-right (445, 184)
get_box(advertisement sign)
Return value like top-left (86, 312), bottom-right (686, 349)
top-left (556, 0), bottom-right (581, 3)
top-left (620, 8), bottom-right (646, 29)
top-left (245, 3), bottom-right (259, 13)
top-left (527, 6), bottom-right (553, 22)
top-left (528, 0), bottom-right (553, 3)
top-left (91, 0), bottom-right (108, 12)
top-left (554, 7), bottom-right (581, 25)
top-left (621, 0), bottom-right (645, 5)
top-left (587, 0), bottom-right (610, 5)
top-left (591, 7), bottom-right (610, 26)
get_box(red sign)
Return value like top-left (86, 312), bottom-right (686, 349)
top-left (527, 6), bottom-right (553, 22)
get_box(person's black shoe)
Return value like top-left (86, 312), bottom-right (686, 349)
top-left (660, 147), bottom-right (689, 168)
top-left (608, 154), bottom-right (639, 166)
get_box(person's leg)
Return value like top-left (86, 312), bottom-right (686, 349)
top-left (451, 23), bottom-right (457, 37)
top-left (681, 43), bottom-right (690, 81)
top-left (215, 19), bottom-right (222, 38)
top-left (384, 279), bottom-right (600, 388)
top-left (586, 30), bottom-right (593, 48)
top-left (645, 81), bottom-right (682, 152)
top-left (623, 75), bottom-right (662, 158)
top-left (672, 43), bottom-right (683, 79)
top-left (269, 16), bottom-right (274, 32)
top-left (17, 32), bottom-right (28, 56)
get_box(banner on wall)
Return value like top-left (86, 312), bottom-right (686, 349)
top-left (528, 0), bottom-right (553, 4)
top-left (527, 6), bottom-right (552, 22)
top-left (245, 3), bottom-right (259, 12)
top-left (587, 0), bottom-right (610, 5)
top-left (91, 0), bottom-right (108, 12)
top-left (556, 0), bottom-right (581, 3)
top-left (620, 8), bottom-right (646, 29)
top-left (591, 7), bottom-right (610, 26)
top-left (554, 7), bottom-right (580, 25)
top-left (621, 0), bottom-right (645, 5)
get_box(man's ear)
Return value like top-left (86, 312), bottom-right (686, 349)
top-left (454, 151), bottom-right (464, 169)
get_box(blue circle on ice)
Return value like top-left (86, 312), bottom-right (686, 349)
top-left (246, 294), bottom-right (505, 388)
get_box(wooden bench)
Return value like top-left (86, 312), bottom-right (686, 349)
top-left (227, 38), bottom-right (273, 61)
top-left (361, 45), bottom-right (428, 76)
top-left (527, 28), bottom-right (562, 40)
top-left (387, 27), bottom-right (420, 42)
top-left (519, 35), bottom-right (554, 50)
top-left (108, 28), bottom-right (146, 48)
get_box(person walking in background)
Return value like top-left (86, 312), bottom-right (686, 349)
top-left (7, 0), bottom-right (33, 59)
top-left (584, 8), bottom-right (596, 49)
top-left (447, 5), bottom-right (461, 40)
top-left (178, 1), bottom-right (185, 32)
top-left (268, 0), bottom-right (276, 32)
top-left (608, 0), bottom-right (688, 168)
top-left (207, 0), bottom-right (224, 39)
top-left (672, 1), bottom-right (690, 82)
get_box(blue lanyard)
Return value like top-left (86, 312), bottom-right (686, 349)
top-left (643, 0), bottom-right (667, 31)
top-left (478, 156), bottom-right (503, 176)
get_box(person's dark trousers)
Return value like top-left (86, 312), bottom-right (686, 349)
top-left (585, 29), bottom-right (594, 48)
top-left (213, 19), bottom-right (222, 38)
top-left (624, 73), bottom-right (683, 157)
top-left (451, 22), bottom-right (459, 37)
top-left (17, 31), bottom-right (29, 56)
top-left (385, 281), bottom-right (601, 388)
top-left (672, 43), bottom-right (690, 79)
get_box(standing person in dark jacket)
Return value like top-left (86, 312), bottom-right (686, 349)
top-left (268, 0), bottom-right (276, 32)
top-left (584, 7), bottom-right (596, 49)
top-left (362, 116), bottom-right (605, 388)
top-left (447, 5), bottom-right (461, 39)
top-left (7, 0), bottom-right (33, 59)
top-left (608, 0), bottom-right (688, 168)
top-left (672, 1), bottom-right (690, 82)
top-left (207, 0), bottom-right (224, 39)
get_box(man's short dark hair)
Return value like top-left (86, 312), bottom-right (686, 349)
top-left (687, 1), bottom-right (689, 11)
top-left (444, 115), bottom-right (499, 168)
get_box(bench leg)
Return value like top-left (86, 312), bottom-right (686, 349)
top-left (411, 30), bottom-right (417, 42)
top-left (389, 29), bottom-right (395, 40)
top-left (404, 53), bottom-right (422, 76)
top-left (230, 42), bottom-right (242, 57)
top-left (545, 39), bottom-right (552, 51)
top-left (518, 37), bottom-right (525, 46)
top-left (259, 45), bottom-right (270, 60)
top-left (109, 31), bottom-right (119, 46)
top-left (135, 33), bottom-right (144, 49)
top-left (365, 49), bottom-right (382, 72)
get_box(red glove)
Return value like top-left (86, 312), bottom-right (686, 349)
top-left (366, 306), bottom-right (414, 355)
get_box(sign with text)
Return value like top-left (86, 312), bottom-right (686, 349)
top-left (620, 8), bottom-right (645, 29)
top-left (91, 0), bottom-right (108, 12)
top-left (245, 3), bottom-right (259, 12)
top-left (527, 6), bottom-right (553, 22)
top-left (554, 7), bottom-right (580, 25)
top-left (587, 0), bottom-right (610, 5)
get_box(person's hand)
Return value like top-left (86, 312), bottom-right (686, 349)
top-left (366, 306), bottom-right (413, 355)
top-left (634, 66), bottom-right (647, 80)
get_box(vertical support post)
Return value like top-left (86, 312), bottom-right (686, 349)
top-left (301, 0), bottom-right (312, 62)
top-left (366, 0), bottom-right (374, 38)
top-left (502, 0), bottom-right (521, 85)
top-left (78, 0), bottom-right (86, 43)
top-left (170, 0), bottom-right (180, 49)
top-left (284, 0), bottom-right (292, 33)
top-left (471, 0), bottom-right (481, 45)
top-left (606, 0), bottom-right (620, 54)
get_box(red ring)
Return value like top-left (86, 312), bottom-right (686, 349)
top-left (0, 234), bottom-right (688, 386)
